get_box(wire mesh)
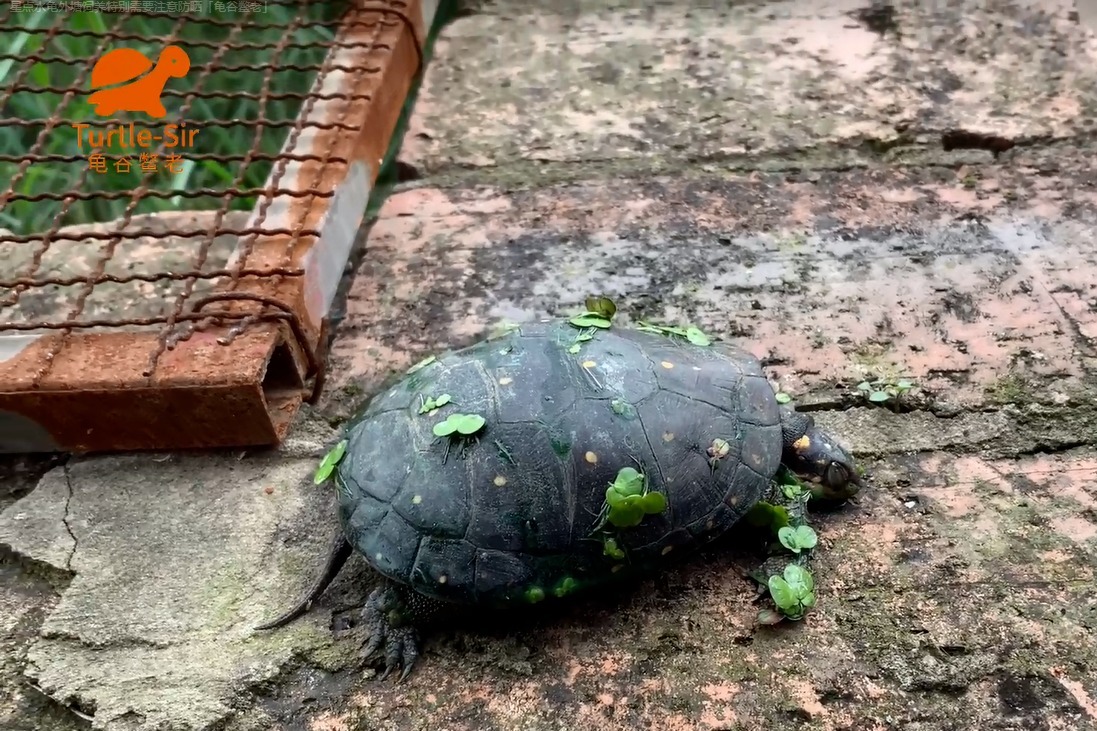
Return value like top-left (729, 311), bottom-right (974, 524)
top-left (0, 0), bottom-right (420, 389)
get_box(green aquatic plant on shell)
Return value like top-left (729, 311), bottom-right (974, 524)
top-left (568, 313), bottom-right (612, 329)
top-left (433, 413), bottom-right (486, 438)
top-left (584, 295), bottom-right (617, 321)
top-left (603, 466), bottom-right (667, 528)
top-left (314, 440), bottom-right (347, 485)
top-left (566, 295), bottom-right (618, 333)
top-left (635, 320), bottom-right (712, 346)
top-left (418, 393), bottom-right (452, 415)
top-left (602, 537), bottom-right (626, 560)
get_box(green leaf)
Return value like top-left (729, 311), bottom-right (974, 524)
top-left (767, 575), bottom-right (797, 610)
top-left (856, 381), bottom-right (872, 391)
top-left (637, 321), bottom-right (687, 337)
top-left (868, 390), bottom-right (891, 403)
top-left (418, 393), bottom-right (452, 414)
top-left (611, 466), bottom-right (645, 496)
top-left (793, 525), bottom-right (818, 550)
top-left (603, 537), bottom-right (625, 560)
top-left (454, 413), bottom-right (486, 435)
top-left (584, 296), bottom-right (617, 321)
top-left (746, 502), bottom-right (777, 527)
top-left (553, 576), bottom-right (578, 597)
top-left (775, 392), bottom-right (792, 404)
top-left (567, 343), bottom-right (581, 354)
top-left (777, 526), bottom-right (801, 553)
top-left (605, 485), bottom-right (627, 509)
top-left (314, 440), bottom-right (348, 485)
top-left (569, 313), bottom-right (612, 329)
top-left (800, 591), bottom-right (816, 609)
top-left (784, 564), bottom-right (814, 595)
top-left (781, 482), bottom-right (802, 500)
top-left (685, 326), bottom-right (711, 346)
top-left (608, 501), bottom-right (644, 528)
top-left (433, 419), bottom-right (458, 437)
top-left (406, 355), bottom-right (436, 374)
top-left (577, 332), bottom-right (594, 342)
top-left (896, 379), bottom-right (913, 390)
top-left (639, 490), bottom-right (667, 515)
top-left (610, 399), bottom-right (633, 416)
top-left (770, 505), bottom-right (791, 530)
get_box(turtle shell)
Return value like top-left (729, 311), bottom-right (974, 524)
top-left (333, 320), bottom-right (784, 607)
top-left (90, 48), bottom-right (152, 89)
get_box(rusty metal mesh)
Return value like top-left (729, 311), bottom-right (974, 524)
top-left (0, 0), bottom-right (421, 386)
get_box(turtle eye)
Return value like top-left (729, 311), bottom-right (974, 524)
top-left (825, 462), bottom-right (849, 488)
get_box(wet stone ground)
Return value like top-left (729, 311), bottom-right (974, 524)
top-left (3, 1), bottom-right (1097, 730)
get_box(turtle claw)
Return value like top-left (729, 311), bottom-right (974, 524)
top-left (360, 585), bottom-right (421, 682)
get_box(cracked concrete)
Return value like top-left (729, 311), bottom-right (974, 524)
top-left (0, 447), bottom-right (357, 730)
top-left (3, 1), bottom-right (1097, 730)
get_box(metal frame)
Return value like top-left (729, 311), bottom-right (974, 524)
top-left (0, 0), bottom-right (438, 453)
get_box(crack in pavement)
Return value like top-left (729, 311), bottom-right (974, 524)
top-left (59, 465), bottom-right (77, 573)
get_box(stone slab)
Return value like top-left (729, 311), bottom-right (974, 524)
top-left (321, 164), bottom-right (1097, 424)
top-left (402, 0), bottom-right (1097, 179)
top-left (0, 432), bottom-right (361, 731)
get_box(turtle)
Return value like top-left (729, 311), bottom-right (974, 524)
top-left (255, 315), bottom-right (863, 680)
top-left (87, 45), bottom-right (190, 118)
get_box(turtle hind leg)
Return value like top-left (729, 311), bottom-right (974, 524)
top-left (360, 580), bottom-right (447, 682)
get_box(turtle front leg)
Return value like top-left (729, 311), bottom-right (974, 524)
top-left (360, 580), bottom-right (447, 682)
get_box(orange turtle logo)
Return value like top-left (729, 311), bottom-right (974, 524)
top-left (87, 45), bottom-right (190, 118)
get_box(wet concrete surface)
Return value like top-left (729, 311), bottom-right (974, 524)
top-left (403, 0), bottom-right (1097, 183)
top-left (2, 1), bottom-right (1097, 730)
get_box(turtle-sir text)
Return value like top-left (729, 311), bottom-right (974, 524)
top-left (69, 122), bottom-right (200, 150)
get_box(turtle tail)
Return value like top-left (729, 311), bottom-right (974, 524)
top-left (253, 531), bottom-right (353, 631)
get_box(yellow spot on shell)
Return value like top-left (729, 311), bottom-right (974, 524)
top-left (412, 495), bottom-right (422, 504)
top-left (375, 552), bottom-right (383, 561)
top-left (662, 432), bottom-right (675, 442)
top-left (582, 360), bottom-right (597, 369)
top-left (585, 451), bottom-right (598, 464)
top-left (493, 475), bottom-right (507, 487)
top-left (438, 575), bottom-right (448, 584)
top-left (499, 376), bottom-right (513, 385)
top-left (661, 545), bottom-right (674, 555)
top-left (661, 361), bottom-right (674, 369)
top-left (706, 519), bottom-right (715, 530)
top-left (793, 435), bottom-right (811, 452)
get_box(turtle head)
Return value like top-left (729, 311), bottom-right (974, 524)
top-left (158, 45), bottom-right (191, 78)
top-left (780, 410), bottom-right (862, 503)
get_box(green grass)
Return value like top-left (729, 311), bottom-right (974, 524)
top-left (0, 3), bottom-right (350, 236)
